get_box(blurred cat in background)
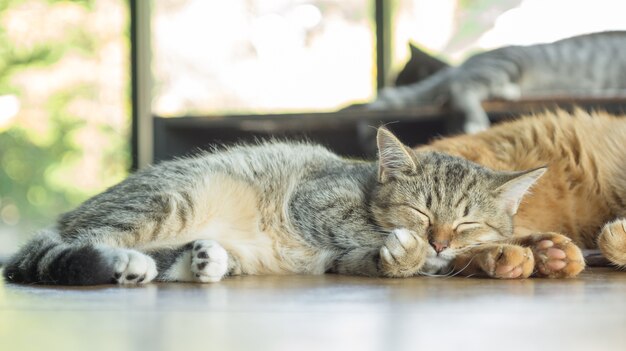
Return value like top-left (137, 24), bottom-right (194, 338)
top-left (370, 31), bottom-right (626, 133)
top-left (394, 43), bottom-right (449, 86)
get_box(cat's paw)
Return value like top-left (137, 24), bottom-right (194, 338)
top-left (475, 244), bottom-right (534, 279)
top-left (380, 229), bottom-right (428, 277)
top-left (107, 248), bottom-right (158, 284)
top-left (191, 240), bottom-right (229, 283)
top-left (464, 121), bottom-right (489, 134)
top-left (529, 233), bottom-right (585, 278)
top-left (597, 219), bottom-right (626, 267)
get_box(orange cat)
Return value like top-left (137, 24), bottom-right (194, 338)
top-left (417, 109), bottom-right (626, 278)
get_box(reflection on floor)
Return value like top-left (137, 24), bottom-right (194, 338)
top-left (0, 268), bottom-right (625, 351)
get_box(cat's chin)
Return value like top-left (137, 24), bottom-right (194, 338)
top-left (421, 252), bottom-right (454, 275)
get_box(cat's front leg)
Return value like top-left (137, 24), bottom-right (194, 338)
top-left (379, 228), bottom-right (429, 277)
top-left (512, 233), bottom-right (585, 278)
top-left (452, 244), bottom-right (534, 279)
top-left (448, 81), bottom-right (490, 134)
top-left (326, 229), bottom-right (428, 278)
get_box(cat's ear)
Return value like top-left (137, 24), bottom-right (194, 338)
top-left (409, 42), bottom-right (420, 58)
top-left (376, 127), bottom-right (417, 182)
top-left (494, 167), bottom-right (547, 216)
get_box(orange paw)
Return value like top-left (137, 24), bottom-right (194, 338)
top-left (597, 219), bottom-right (626, 267)
top-left (475, 244), bottom-right (534, 279)
top-left (529, 233), bottom-right (585, 278)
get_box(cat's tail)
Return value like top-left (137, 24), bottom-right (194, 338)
top-left (2, 229), bottom-right (116, 285)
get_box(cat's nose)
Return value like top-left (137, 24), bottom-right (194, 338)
top-left (429, 240), bottom-right (449, 253)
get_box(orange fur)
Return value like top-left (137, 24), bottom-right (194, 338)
top-left (418, 109), bottom-right (626, 268)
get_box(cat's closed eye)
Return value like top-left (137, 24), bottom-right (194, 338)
top-left (454, 222), bottom-right (481, 233)
top-left (406, 206), bottom-right (431, 226)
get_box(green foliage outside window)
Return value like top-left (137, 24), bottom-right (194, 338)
top-left (0, 0), bottom-right (128, 242)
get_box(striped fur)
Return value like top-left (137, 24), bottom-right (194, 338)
top-left (10, 134), bottom-right (513, 285)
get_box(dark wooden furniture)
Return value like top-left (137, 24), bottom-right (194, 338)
top-left (153, 97), bottom-right (626, 162)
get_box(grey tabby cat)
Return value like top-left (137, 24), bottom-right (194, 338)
top-left (3, 128), bottom-right (547, 285)
top-left (370, 31), bottom-right (626, 133)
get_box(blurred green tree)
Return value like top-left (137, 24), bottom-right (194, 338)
top-left (0, 0), bottom-right (128, 242)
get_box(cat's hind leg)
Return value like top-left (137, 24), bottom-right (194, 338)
top-left (99, 246), bottom-right (157, 284)
top-left (148, 240), bottom-right (235, 283)
top-left (597, 219), bottom-right (626, 268)
top-left (3, 229), bottom-right (157, 285)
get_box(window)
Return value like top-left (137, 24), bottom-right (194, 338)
top-left (151, 0), bottom-right (626, 118)
top-left (390, 0), bottom-right (626, 72)
top-left (0, 0), bottom-right (129, 254)
top-left (152, 0), bottom-right (376, 116)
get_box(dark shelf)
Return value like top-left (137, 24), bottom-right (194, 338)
top-left (153, 97), bottom-right (626, 163)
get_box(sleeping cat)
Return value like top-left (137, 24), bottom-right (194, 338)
top-left (3, 127), bottom-right (573, 285)
top-left (419, 109), bottom-right (626, 277)
top-left (370, 31), bottom-right (626, 133)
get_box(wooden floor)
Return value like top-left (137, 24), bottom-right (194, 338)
top-left (1, 268), bottom-right (625, 351)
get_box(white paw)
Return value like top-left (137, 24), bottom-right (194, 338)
top-left (380, 228), bottom-right (427, 277)
top-left (464, 121), bottom-right (488, 134)
top-left (191, 240), bottom-right (229, 283)
top-left (106, 248), bottom-right (157, 284)
top-left (381, 228), bottom-right (419, 260)
top-left (392, 228), bottom-right (415, 247)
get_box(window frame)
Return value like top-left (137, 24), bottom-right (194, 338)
top-left (129, 0), bottom-right (394, 169)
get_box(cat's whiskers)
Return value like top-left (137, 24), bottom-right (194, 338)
top-left (417, 245), bottom-right (481, 279)
top-left (445, 255), bottom-right (476, 279)
top-left (454, 243), bottom-right (483, 255)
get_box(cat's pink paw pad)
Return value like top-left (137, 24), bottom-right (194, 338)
top-left (531, 234), bottom-right (584, 278)
top-left (494, 264), bottom-right (524, 279)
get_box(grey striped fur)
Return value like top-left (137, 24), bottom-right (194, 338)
top-left (3, 129), bottom-right (540, 285)
top-left (370, 31), bottom-right (626, 132)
